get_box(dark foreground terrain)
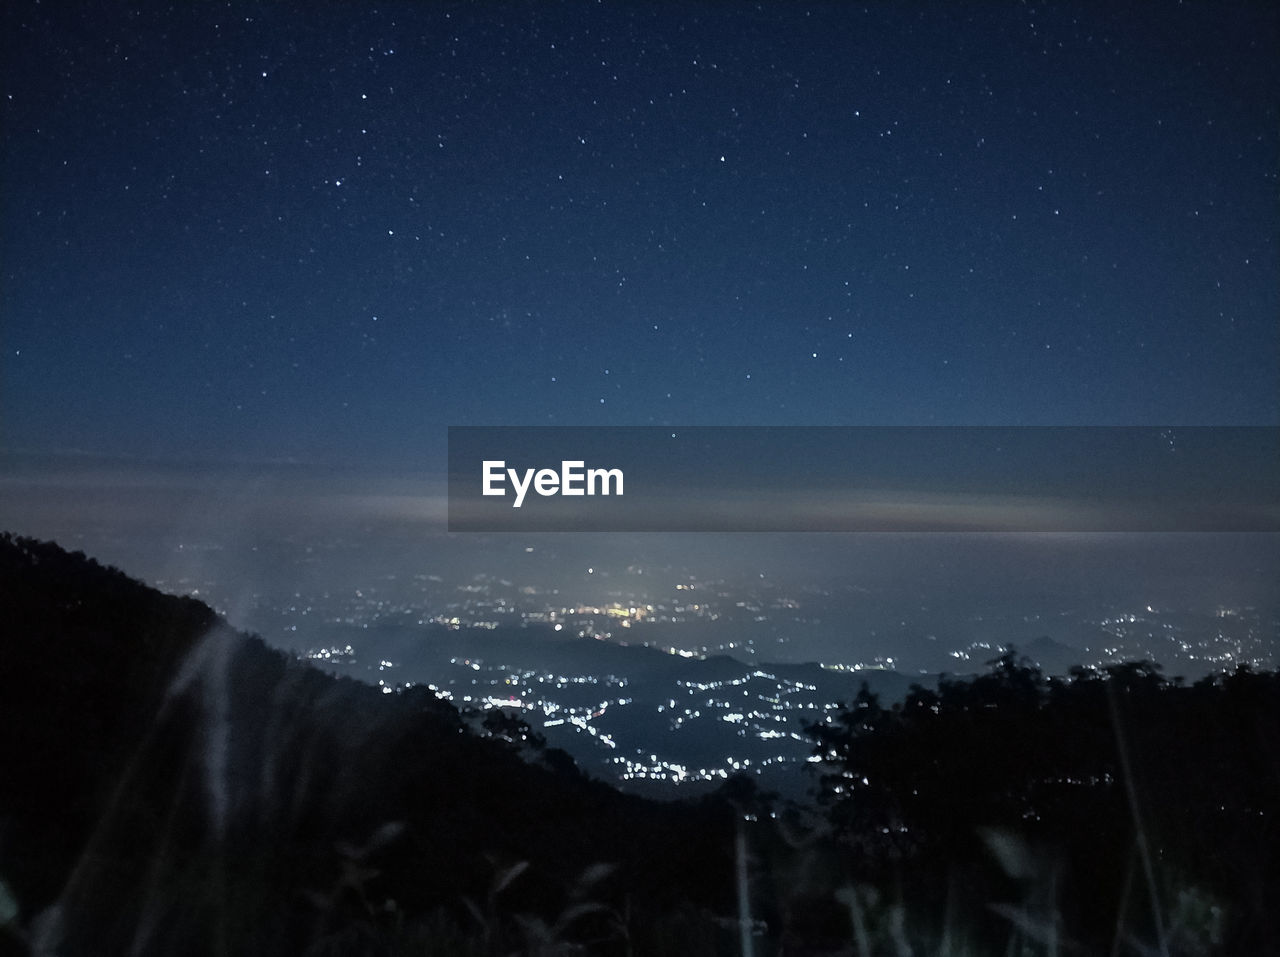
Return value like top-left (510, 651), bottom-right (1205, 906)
top-left (1, 532), bottom-right (1276, 955)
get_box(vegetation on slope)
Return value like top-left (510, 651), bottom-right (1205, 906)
top-left (1, 532), bottom-right (1276, 955)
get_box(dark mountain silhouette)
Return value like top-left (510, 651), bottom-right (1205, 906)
top-left (2, 533), bottom-right (1276, 956)
top-left (1019, 633), bottom-right (1087, 674)
top-left (0, 534), bottom-right (739, 956)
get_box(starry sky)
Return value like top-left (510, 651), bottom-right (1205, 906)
top-left (3, 1), bottom-right (1277, 475)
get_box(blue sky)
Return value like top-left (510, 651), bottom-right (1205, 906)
top-left (3, 1), bottom-right (1277, 474)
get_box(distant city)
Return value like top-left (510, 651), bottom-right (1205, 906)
top-left (133, 533), bottom-right (1277, 795)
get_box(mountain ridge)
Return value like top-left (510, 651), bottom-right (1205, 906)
top-left (0, 533), bottom-right (741, 956)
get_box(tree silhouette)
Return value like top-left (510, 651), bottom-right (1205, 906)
top-left (806, 646), bottom-right (1280, 952)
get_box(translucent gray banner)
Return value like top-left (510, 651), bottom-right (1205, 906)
top-left (448, 427), bottom-right (1279, 532)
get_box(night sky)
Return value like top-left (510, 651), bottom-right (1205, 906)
top-left (3, 1), bottom-right (1278, 474)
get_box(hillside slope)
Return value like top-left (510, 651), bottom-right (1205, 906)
top-left (0, 534), bottom-right (738, 956)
